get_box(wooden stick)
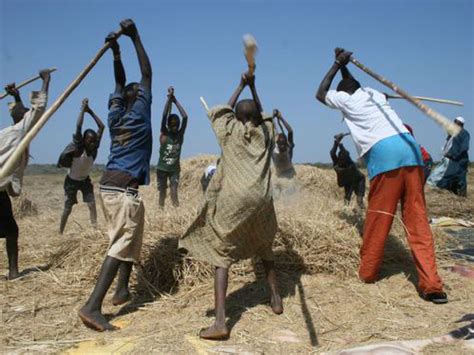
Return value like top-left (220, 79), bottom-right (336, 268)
top-left (349, 56), bottom-right (460, 136)
top-left (385, 94), bottom-right (463, 107)
top-left (243, 34), bottom-right (258, 76)
top-left (0, 68), bottom-right (57, 100)
top-left (200, 96), bottom-right (209, 112)
top-left (0, 29), bottom-right (124, 180)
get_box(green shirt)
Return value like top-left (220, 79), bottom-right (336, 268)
top-left (157, 134), bottom-right (182, 172)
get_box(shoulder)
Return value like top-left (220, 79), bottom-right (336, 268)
top-left (208, 105), bottom-right (235, 122)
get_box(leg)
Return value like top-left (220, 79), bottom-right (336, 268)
top-left (1, 192), bottom-right (20, 279)
top-left (401, 167), bottom-right (445, 296)
top-left (112, 261), bottom-right (133, 305)
top-left (83, 178), bottom-right (97, 227)
top-left (79, 256), bottom-right (121, 331)
top-left (87, 202), bottom-right (98, 227)
top-left (356, 176), bottom-right (366, 209)
top-left (60, 177), bottom-right (78, 234)
top-left (6, 233), bottom-right (20, 280)
top-left (200, 266), bottom-right (230, 340)
top-left (59, 203), bottom-right (73, 234)
top-left (169, 171), bottom-right (180, 207)
top-left (262, 260), bottom-right (283, 314)
top-left (359, 169), bottom-right (403, 282)
top-left (343, 185), bottom-right (353, 205)
top-left (157, 170), bottom-right (167, 208)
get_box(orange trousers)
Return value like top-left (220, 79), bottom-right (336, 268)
top-left (359, 166), bottom-right (443, 293)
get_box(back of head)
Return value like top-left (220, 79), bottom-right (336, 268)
top-left (336, 78), bottom-right (361, 95)
top-left (235, 99), bottom-right (260, 123)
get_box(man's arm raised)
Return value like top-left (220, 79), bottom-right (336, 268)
top-left (316, 49), bottom-right (352, 104)
top-left (105, 32), bottom-right (125, 94)
top-left (228, 74), bottom-right (246, 109)
top-left (120, 19), bottom-right (152, 91)
top-left (86, 102), bottom-right (105, 142)
top-left (76, 98), bottom-right (88, 137)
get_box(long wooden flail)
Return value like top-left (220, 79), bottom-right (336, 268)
top-left (0, 68), bottom-right (58, 100)
top-left (243, 34), bottom-right (258, 76)
top-left (349, 56), bottom-right (460, 137)
top-left (0, 28), bottom-right (124, 179)
top-left (385, 94), bottom-right (463, 107)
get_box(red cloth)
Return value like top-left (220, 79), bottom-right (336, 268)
top-left (420, 146), bottom-right (431, 164)
top-left (359, 166), bottom-right (443, 293)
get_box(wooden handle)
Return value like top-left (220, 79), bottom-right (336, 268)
top-left (0, 28), bottom-right (124, 180)
top-left (349, 56), bottom-right (460, 137)
top-left (0, 68), bottom-right (58, 100)
top-left (385, 94), bottom-right (463, 107)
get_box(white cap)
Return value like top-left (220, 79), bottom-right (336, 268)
top-left (454, 116), bottom-right (465, 124)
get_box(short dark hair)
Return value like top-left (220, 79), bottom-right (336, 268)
top-left (125, 82), bottom-right (139, 92)
top-left (83, 129), bottom-right (97, 140)
top-left (336, 78), bottom-right (361, 94)
top-left (167, 113), bottom-right (180, 126)
top-left (235, 99), bottom-right (260, 122)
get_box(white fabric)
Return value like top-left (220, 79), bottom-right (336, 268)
top-left (68, 151), bottom-right (95, 181)
top-left (325, 87), bottom-right (408, 157)
top-left (455, 116), bottom-right (465, 124)
top-left (205, 164), bottom-right (217, 178)
top-left (0, 91), bottom-right (47, 196)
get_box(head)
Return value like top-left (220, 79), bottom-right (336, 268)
top-left (336, 78), bottom-right (361, 95)
top-left (9, 101), bottom-right (29, 124)
top-left (276, 133), bottom-right (289, 152)
top-left (454, 116), bottom-right (465, 128)
top-left (124, 82), bottom-right (140, 105)
top-left (167, 114), bottom-right (181, 134)
top-left (83, 129), bottom-right (99, 154)
top-left (337, 148), bottom-right (351, 167)
top-left (235, 99), bottom-right (260, 124)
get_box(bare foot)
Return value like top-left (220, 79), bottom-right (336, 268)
top-left (271, 294), bottom-right (283, 315)
top-left (199, 323), bottom-right (230, 340)
top-left (112, 289), bottom-right (131, 306)
top-left (78, 307), bottom-right (118, 332)
top-left (8, 270), bottom-right (21, 280)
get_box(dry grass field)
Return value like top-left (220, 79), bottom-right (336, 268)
top-left (1, 156), bottom-right (473, 354)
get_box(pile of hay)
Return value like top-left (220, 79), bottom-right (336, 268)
top-left (12, 194), bottom-right (38, 218)
top-left (44, 155), bottom-right (452, 298)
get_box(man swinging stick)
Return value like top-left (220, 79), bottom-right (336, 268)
top-left (179, 71), bottom-right (283, 340)
top-left (79, 19), bottom-right (153, 331)
top-left (157, 86), bottom-right (188, 208)
top-left (316, 48), bottom-right (447, 304)
top-left (57, 98), bottom-right (104, 234)
top-left (0, 70), bottom-right (51, 280)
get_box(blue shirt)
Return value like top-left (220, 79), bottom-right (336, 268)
top-left (364, 133), bottom-right (423, 180)
top-left (105, 85), bottom-right (153, 185)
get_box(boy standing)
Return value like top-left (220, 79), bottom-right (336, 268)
top-left (57, 98), bottom-right (104, 234)
top-left (179, 72), bottom-right (283, 340)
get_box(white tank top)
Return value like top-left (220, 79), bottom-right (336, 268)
top-left (68, 151), bottom-right (94, 181)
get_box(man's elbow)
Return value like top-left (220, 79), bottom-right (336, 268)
top-left (316, 91), bottom-right (326, 104)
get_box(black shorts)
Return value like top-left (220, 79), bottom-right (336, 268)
top-left (0, 191), bottom-right (18, 238)
top-left (64, 175), bottom-right (95, 206)
top-left (157, 169), bottom-right (180, 190)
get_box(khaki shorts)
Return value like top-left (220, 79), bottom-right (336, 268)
top-left (99, 185), bottom-right (145, 263)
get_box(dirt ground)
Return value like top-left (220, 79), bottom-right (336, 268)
top-left (1, 159), bottom-right (473, 354)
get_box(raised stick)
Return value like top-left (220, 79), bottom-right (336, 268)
top-left (349, 56), bottom-right (460, 136)
top-left (200, 96), bottom-right (209, 112)
top-left (243, 34), bottom-right (258, 76)
top-left (0, 68), bottom-right (57, 100)
top-left (0, 28), bottom-right (124, 180)
top-left (384, 94), bottom-right (463, 107)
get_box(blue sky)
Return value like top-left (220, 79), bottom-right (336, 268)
top-left (0, 0), bottom-right (472, 164)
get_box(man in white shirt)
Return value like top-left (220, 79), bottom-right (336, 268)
top-left (57, 98), bottom-right (104, 234)
top-left (316, 48), bottom-right (446, 304)
top-left (0, 70), bottom-right (50, 279)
